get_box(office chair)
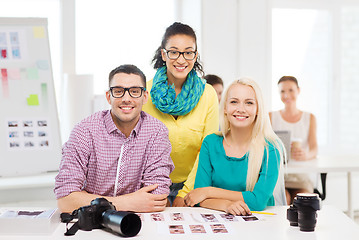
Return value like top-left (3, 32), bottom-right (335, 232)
top-left (274, 159), bottom-right (287, 206)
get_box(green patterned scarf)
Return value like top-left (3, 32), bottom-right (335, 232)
top-left (151, 66), bottom-right (206, 116)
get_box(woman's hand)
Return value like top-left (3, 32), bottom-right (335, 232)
top-left (225, 200), bottom-right (251, 216)
top-left (172, 197), bottom-right (186, 207)
top-left (184, 187), bottom-right (210, 207)
top-left (291, 146), bottom-right (308, 161)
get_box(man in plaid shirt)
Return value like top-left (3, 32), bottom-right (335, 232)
top-left (55, 64), bottom-right (174, 213)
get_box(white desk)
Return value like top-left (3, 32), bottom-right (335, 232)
top-left (0, 206), bottom-right (358, 240)
top-left (285, 154), bottom-right (359, 219)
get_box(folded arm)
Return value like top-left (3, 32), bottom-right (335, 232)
top-left (141, 125), bottom-right (174, 195)
top-left (58, 184), bottom-right (168, 213)
top-left (184, 186), bottom-right (244, 206)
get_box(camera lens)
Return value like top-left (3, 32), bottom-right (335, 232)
top-left (102, 210), bottom-right (142, 237)
top-left (294, 193), bottom-right (321, 232)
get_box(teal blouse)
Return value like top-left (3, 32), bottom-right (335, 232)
top-left (194, 133), bottom-right (281, 211)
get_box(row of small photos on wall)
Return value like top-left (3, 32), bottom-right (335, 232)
top-left (7, 119), bottom-right (50, 150)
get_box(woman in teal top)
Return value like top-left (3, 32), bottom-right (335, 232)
top-left (184, 78), bottom-right (285, 215)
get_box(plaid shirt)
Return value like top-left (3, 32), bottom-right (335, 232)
top-left (54, 110), bottom-right (174, 199)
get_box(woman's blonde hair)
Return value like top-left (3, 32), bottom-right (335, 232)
top-left (219, 77), bottom-right (284, 191)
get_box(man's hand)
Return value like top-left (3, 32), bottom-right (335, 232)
top-left (118, 184), bottom-right (168, 212)
top-left (183, 187), bottom-right (209, 207)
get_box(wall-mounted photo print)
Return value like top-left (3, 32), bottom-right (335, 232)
top-left (39, 140), bottom-right (49, 147)
top-left (23, 120), bottom-right (33, 127)
top-left (9, 32), bottom-right (19, 45)
top-left (0, 47), bottom-right (8, 59)
top-left (24, 131), bottom-right (34, 137)
top-left (9, 131), bottom-right (19, 138)
top-left (38, 131), bottom-right (47, 137)
top-left (8, 121), bottom-right (18, 127)
top-left (0, 32), bottom-right (6, 45)
top-left (12, 46), bottom-right (21, 59)
top-left (37, 120), bottom-right (47, 127)
top-left (24, 141), bottom-right (35, 147)
top-left (9, 142), bottom-right (20, 148)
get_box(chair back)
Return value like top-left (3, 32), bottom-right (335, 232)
top-left (273, 157), bottom-right (287, 206)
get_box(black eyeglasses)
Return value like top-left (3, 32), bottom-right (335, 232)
top-left (109, 87), bottom-right (146, 98)
top-left (163, 49), bottom-right (197, 60)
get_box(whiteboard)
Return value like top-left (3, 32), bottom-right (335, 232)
top-left (0, 18), bottom-right (61, 177)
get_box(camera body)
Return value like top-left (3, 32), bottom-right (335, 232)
top-left (287, 193), bottom-right (321, 232)
top-left (77, 198), bottom-right (115, 231)
top-left (75, 198), bottom-right (142, 237)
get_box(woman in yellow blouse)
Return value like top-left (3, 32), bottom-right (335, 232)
top-left (143, 22), bottom-right (219, 205)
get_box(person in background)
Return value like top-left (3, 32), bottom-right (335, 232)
top-left (204, 74), bottom-right (224, 103)
top-left (143, 22), bottom-right (219, 206)
top-left (184, 78), bottom-right (284, 214)
top-left (269, 76), bottom-right (318, 205)
top-left (55, 64), bottom-right (174, 213)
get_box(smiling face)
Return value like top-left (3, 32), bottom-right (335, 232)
top-left (106, 73), bottom-right (148, 133)
top-left (224, 84), bottom-right (258, 130)
top-left (161, 34), bottom-right (197, 84)
top-left (278, 80), bottom-right (300, 107)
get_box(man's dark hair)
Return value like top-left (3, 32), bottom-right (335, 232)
top-left (278, 76), bottom-right (299, 88)
top-left (109, 64), bottom-right (146, 88)
top-left (152, 22), bottom-right (204, 76)
top-left (204, 74), bottom-right (223, 86)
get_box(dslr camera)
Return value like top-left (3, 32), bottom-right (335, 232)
top-left (61, 198), bottom-right (141, 237)
top-left (287, 193), bottom-right (321, 232)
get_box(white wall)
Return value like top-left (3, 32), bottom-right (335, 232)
top-left (200, 0), bottom-right (272, 106)
top-left (200, 0), bottom-right (239, 86)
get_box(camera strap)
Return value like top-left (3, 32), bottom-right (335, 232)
top-left (60, 210), bottom-right (80, 236)
top-left (64, 221), bottom-right (80, 236)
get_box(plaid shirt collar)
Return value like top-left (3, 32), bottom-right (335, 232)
top-left (104, 110), bottom-right (145, 138)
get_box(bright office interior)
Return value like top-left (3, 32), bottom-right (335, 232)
top-left (0, 0), bottom-right (358, 222)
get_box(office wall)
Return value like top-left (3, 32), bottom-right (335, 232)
top-left (200, 0), bottom-right (272, 106)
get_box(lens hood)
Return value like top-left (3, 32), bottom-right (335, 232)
top-left (294, 193), bottom-right (321, 211)
top-left (102, 210), bottom-right (142, 237)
